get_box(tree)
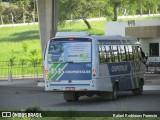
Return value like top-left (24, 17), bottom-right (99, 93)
top-left (59, 0), bottom-right (107, 29)
top-left (108, 0), bottom-right (123, 21)
top-left (16, 0), bottom-right (31, 23)
top-left (0, 0), bottom-right (5, 24)
top-left (145, 0), bottom-right (160, 14)
top-left (120, 0), bottom-right (139, 16)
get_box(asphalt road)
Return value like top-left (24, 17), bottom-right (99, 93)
top-left (0, 80), bottom-right (160, 112)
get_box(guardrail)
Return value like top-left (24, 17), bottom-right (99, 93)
top-left (146, 62), bottom-right (160, 74)
top-left (0, 60), bottom-right (44, 80)
top-left (146, 57), bottom-right (160, 74)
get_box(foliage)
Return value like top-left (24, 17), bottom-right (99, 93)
top-left (58, 0), bottom-right (160, 25)
top-left (0, 0), bottom-right (38, 24)
top-left (0, 0), bottom-right (160, 26)
top-left (59, 0), bottom-right (115, 29)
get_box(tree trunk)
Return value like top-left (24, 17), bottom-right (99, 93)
top-left (113, 5), bottom-right (118, 21)
top-left (148, 9), bottom-right (150, 16)
top-left (140, 8), bottom-right (143, 15)
top-left (11, 13), bottom-right (14, 25)
top-left (113, 2), bottom-right (119, 21)
top-left (82, 18), bottom-right (91, 29)
top-left (1, 16), bottom-right (3, 25)
top-left (23, 13), bottom-right (26, 23)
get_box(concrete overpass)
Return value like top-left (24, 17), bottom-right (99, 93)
top-left (37, 0), bottom-right (58, 53)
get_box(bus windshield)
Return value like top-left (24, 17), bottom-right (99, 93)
top-left (47, 39), bottom-right (91, 63)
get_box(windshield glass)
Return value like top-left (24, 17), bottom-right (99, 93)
top-left (47, 40), bottom-right (91, 63)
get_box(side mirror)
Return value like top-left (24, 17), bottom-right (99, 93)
top-left (145, 53), bottom-right (148, 60)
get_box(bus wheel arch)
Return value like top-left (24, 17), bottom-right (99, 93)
top-left (112, 81), bottom-right (119, 100)
top-left (140, 78), bottom-right (144, 86)
top-left (132, 78), bottom-right (144, 95)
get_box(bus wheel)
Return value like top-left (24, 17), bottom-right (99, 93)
top-left (132, 82), bottom-right (143, 95)
top-left (112, 84), bottom-right (118, 100)
top-left (64, 92), bottom-right (79, 102)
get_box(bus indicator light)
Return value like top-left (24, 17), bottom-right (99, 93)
top-left (92, 69), bottom-right (96, 73)
top-left (45, 74), bottom-right (48, 78)
top-left (93, 74), bottom-right (96, 77)
top-left (45, 70), bottom-right (48, 73)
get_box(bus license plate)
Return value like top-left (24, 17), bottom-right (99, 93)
top-left (65, 87), bottom-right (75, 91)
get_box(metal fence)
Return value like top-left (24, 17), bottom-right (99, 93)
top-left (0, 59), bottom-right (44, 80)
top-left (145, 57), bottom-right (160, 74)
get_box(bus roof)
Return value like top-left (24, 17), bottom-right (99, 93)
top-left (55, 31), bottom-right (90, 37)
top-left (53, 32), bottom-right (140, 45)
top-left (93, 35), bottom-right (140, 45)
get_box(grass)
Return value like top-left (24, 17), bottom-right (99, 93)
top-left (0, 25), bottom-right (42, 77)
top-left (0, 25), bottom-right (41, 61)
top-left (58, 20), bottom-right (106, 35)
top-left (0, 20), bottom-right (106, 62)
top-left (118, 14), bottom-right (160, 21)
top-left (0, 20), bottom-right (106, 77)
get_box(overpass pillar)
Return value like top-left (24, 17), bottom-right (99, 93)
top-left (37, 0), bottom-right (58, 53)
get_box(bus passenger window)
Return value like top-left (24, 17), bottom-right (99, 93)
top-left (126, 45), bottom-right (133, 61)
top-left (133, 46), bottom-right (139, 61)
top-left (109, 46), bottom-right (114, 62)
top-left (105, 46), bottom-right (112, 63)
top-left (128, 45), bottom-right (133, 61)
top-left (101, 46), bottom-right (106, 63)
top-left (118, 46), bottom-right (122, 61)
top-left (137, 47), bottom-right (142, 58)
top-left (112, 46), bottom-right (119, 63)
top-left (119, 46), bottom-right (126, 61)
top-left (98, 46), bottom-right (102, 63)
top-left (99, 46), bottom-right (106, 64)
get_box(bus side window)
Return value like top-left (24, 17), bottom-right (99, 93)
top-left (112, 46), bottom-right (119, 63)
top-left (117, 46), bottom-right (120, 62)
top-left (98, 46), bottom-right (106, 64)
top-left (101, 46), bottom-right (106, 63)
top-left (119, 45), bottom-right (126, 61)
top-left (127, 45), bottom-right (133, 61)
top-left (128, 45), bottom-right (134, 61)
top-left (133, 46), bottom-right (139, 61)
top-left (109, 46), bottom-right (114, 62)
top-left (124, 46), bottom-right (129, 61)
top-left (98, 46), bottom-right (102, 63)
top-left (105, 46), bottom-right (112, 63)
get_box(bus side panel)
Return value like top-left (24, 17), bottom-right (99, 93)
top-left (107, 62), bottom-right (133, 91)
top-left (99, 64), bottom-right (112, 91)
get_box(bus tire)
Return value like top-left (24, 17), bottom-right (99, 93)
top-left (64, 92), bottom-right (79, 102)
top-left (112, 84), bottom-right (118, 100)
top-left (132, 81), bottom-right (143, 95)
